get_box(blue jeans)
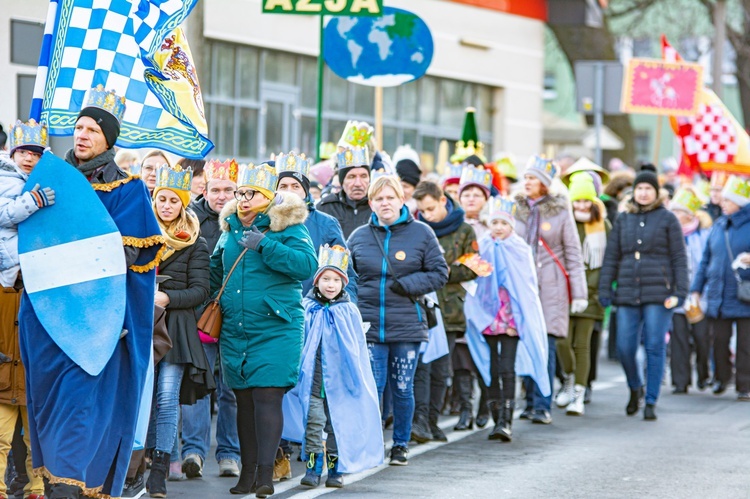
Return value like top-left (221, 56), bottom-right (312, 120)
top-left (152, 361), bottom-right (184, 453)
top-left (181, 342), bottom-right (240, 463)
top-left (368, 342), bottom-right (419, 448)
top-left (617, 305), bottom-right (673, 405)
top-left (524, 335), bottom-right (557, 412)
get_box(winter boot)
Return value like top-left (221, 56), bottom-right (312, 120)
top-left (229, 463), bottom-right (256, 495)
top-left (475, 390), bottom-right (490, 428)
top-left (488, 399), bottom-right (501, 425)
top-left (325, 454), bottom-right (344, 488)
top-left (146, 450), bottom-right (169, 498)
top-left (300, 453), bottom-right (324, 488)
top-left (454, 410), bottom-right (473, 431)
top-left (489, 400), bottom-right (513, 442)
top-left (555, 373), bottom-right (575, 408)
top-left (122, 471), bottom-right (146, 498)
top-left (453, 373), bottom-right (474, 430)
top-left (410, 414), bottom-right (432, 443)
top-left (626, 387), bottom-right (644, 416)
top-left (254, 465), bottom-right (274, 498)
top-left (49, 483), bottom-right (82, 499)
top-left (566, 384), bottom-right (586, 416)
top-left (428, 415), bottom-right (447, 442)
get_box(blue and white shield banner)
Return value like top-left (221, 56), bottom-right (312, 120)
top-left (30, 0), bottom-right (213, 159)
top-left (18, 153), bottom-right (127, 376)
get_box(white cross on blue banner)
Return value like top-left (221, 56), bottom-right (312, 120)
top-left (30, 0), bottom-right (214, 159)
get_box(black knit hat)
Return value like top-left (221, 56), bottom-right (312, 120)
top-left (634, 163), bottom-right (659, 192)
top-left (396, 159), bottom-right (421, 187)
top-left (278, 170), bottom-right (310, 196)
top-left (77, 107), bottom-right (120, 149)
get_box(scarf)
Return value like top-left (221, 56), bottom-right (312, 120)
top-left (579, 198), bottom-right (607, 270)
top-left (682, 216), bottom-right (700, 237)
top-left (418, 197), bottom-right (466, 237)
top-left (155, 205), bottom-right (201, 261)
top-left (65, 148), bottom-right (116, 178)
top-left (524, 196), bottom-right (546, 258)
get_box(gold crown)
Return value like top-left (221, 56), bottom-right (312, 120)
top-left (317, 244), bottom-right (350, 276)
top-left (724, 175), bottom-right (750, 199)
top-left (450, 140), bottom-right (485, 164)
top-left (484, 196), bottom-right (516, 221)
top-left (156, 163), bottom-right (193, 192)
top-left (204, 159), bottom-right (239, 184)
top-left (276, 152), bottom-right (311, 179)
top-left (336, 147), bottom-right (370, 169)
top-left (237, 163), bottom-right (278, 197)
top-left (82, 84), bottom-right (126, 123)
top-left (10, 119), bottom-right (48, 151)
top-left (459, 165), bottom-right (493, 192)
top-left (338, 121), bottom-right (374, 149)
top-left (671, 189), bottom-right (703, 214)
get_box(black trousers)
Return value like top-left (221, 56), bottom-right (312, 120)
top-left (485, 334), bottom-right (519, 403)
top-left (233, 387), bottom-right (286, 468)
top-left (670, 314), bottom-right (710, 389)
top-left (711, 318), bottom-right (750, 393)
top-left (414, 332), bottom-right (454, 421)
top-left (588, 321), bottom-right (602, 385)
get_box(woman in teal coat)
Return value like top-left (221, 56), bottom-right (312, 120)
top-left (210, 163), bottom-right (316, 497)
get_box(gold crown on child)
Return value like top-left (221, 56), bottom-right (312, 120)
top-left (318, 244), bottom-right (350, 275)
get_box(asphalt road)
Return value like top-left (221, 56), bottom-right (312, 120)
top-left (163, 353), bottom-right (750, 499)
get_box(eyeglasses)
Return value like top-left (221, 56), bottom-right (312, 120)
top-left (234, 189), bottom-right (257, 201)
top-left (16, 149), bottom-right (42, 159)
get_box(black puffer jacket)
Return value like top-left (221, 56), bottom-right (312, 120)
top-left (189, 196), bottom-right (222, 253)
top-left (347, 207), bottom-right (449, 344)
top-left (318, 190), bottom-right (372, 239)
top-left (599, 194), bottom-right (689, 306)
top-left (159, 237), bottom-right (216, 403)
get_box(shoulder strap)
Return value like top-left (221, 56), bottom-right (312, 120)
top-left (540, 237), bottom-right (569, 279)
top-left (370, 225), bottom-right (400, 279)
top-left (724, 229), bottom-right (742, 283)
top-left (215, 228), bottom-right (269, 300)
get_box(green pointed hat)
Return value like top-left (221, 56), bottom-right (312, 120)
top-left (450, 107), bottom-right (485, 164)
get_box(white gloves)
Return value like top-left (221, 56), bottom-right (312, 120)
top-left (570, 299), bottom-right (589, 314)
top-left (732, 253), bottom-right (750, 271)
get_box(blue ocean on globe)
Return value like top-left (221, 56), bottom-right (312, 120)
top-left (323, 7), bottom-right (434, 87)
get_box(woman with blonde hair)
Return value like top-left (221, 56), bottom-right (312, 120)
top-left (141, 150), bottom-right (170, 193)
top-left (347, 169), bottom-right (448, 466)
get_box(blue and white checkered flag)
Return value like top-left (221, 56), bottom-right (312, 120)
top-left (31, 0), bottom-right (214, 159)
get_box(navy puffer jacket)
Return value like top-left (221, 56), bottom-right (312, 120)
top-left (347, 207), bottom-right (449, 344)
top-left (599, 194), bottom-right (689, 306)
top-left (690, 203), bottom-right (750, 319)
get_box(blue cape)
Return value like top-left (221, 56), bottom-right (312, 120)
top-left (419, 291), bottom-right (449, 363)
top-left (282, 298), bottom-right (383, 473)
top-left (464, 233), bottom-right (550, 396)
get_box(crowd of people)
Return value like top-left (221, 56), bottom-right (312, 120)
top-left (0, 98), bottom-right (748, 499)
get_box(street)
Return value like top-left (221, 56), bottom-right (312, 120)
top-left (166, 353), bottom-right (750, 498)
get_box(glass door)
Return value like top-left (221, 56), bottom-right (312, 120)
top-left (260, 85), bottom-right (299, 158)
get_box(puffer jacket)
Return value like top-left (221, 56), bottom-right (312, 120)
top-left (599, 193), bottom-right (689, 307)
top-left (317, 190), bottom-right (372, 239)
top-left (691, 203), bottom-right (750, 319)
top-left (347, 206), bottom-right (449, 344)
top-left (515, 194), bottom-right (587, 338)
top-left (303, 200), bottom-right (358, 300)
top-left (0, 153), bottom-right (41, 287)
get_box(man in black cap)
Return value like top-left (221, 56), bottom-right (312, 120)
top-left (318, 147), bottom-right (373, 239)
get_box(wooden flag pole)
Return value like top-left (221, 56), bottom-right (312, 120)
top-left (374, 87), bottom-right (383, 151)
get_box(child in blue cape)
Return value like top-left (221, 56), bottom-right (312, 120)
top-left (465, 197), bottom-right (550, 443)
top-left (282, 245), bottom-right (383, 489)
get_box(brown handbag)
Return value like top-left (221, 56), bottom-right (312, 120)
top-left (152, 304), bottom-right (172, 364)
top-left (197, 248), bottom-right (248, 339)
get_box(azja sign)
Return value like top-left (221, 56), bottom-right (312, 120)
top-left (262, 0), bottom-right (383, 15)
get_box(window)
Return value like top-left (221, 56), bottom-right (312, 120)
top-left (203, 40), bottom-right (494, 164)
top-left (16, 74), bottom-right (36, 119)
top-left (543, 71), bottom-right (557, 100)
top-left (634, 130), bottom-right (651, 163)
top-left (11, 20), bottom-right (44, 66)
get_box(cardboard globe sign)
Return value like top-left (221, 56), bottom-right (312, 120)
top-left (324, 7), bottom-right (433, 87)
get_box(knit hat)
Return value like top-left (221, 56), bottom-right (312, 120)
top-left (524, 156), bottom-right (557, 187)
top-left (568, 172), bottom-right (598, 202)
top-left (313, 244), bottom-right (350, 286)
top-left (396, 159), bottom-right (421, 187)
top-left (77, 85), bottom-right (126, 149)
top-left (721, 175), bottom-right (750, 208)
top-left (634, 164), bottom-right (659, 192)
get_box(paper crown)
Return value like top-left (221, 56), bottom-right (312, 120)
top-left (450, 107), bottom-right (485, 163)
top-left (694, 179), bottom-right (711, 200)
top-left (443, 164), bottom-right (464, 181)
top-left (237, 163), bottom-right (278, 196)
top-left (276, 152), bottom-right (311, 179)
top-left (338, 121), bottom-right (374, 150)
top-left (319, 142), bottom-right (337, 160)
top-left (527, 155), bottom-right (558, 182)
top-left (204, 159), bottom-right (239, 184)
top-left (156, 163), bottom-right (193, 193)
top-left (722, 175), bottom-right (750, 204)
top-left (318, 244), bottom-right (350, 276)
top-left (9, 119), bottom-right (48, 152)
top-left (486, 196), bottom-right (516, 218)
top-left (371, 170), bottom-right (398, 184)
top-left (82, 84), bottom-right (126, 124)
top-left (459, 165), bottom-right (493, 193)
top-left (494, 154), bottom-right (517, 181)
top-left (671, 188), bottom-right (703, 214)
top-left (336, 146), bottom-right (370, 169)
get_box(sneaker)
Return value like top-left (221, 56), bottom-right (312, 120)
top-left (555, 374), bottom-right (575, 408)
top-left (121, 472), bottom-right (145, 498)
top-left (388, 445), bottom-right (408, 466)
top-left (566, 385), bottom-right (585, 416)
top-left (738, 392), bottom-right (750, 401)
top-left (168, 460), bottom-right (185, 481)
top-left (643, 403), bottom-right (657, 421)
top-left (272, 449), bottom-right (292, 482)
top-left (584, 386), bottom-right (592, 404)
top-left (219, 458), bottom-right (240, 478)
top-left (519, 406), bottom-right (533, 420)
top-left (530, 410), bottom-right (552, 425)
top-left (182, 454), bottom-right (203, 479)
